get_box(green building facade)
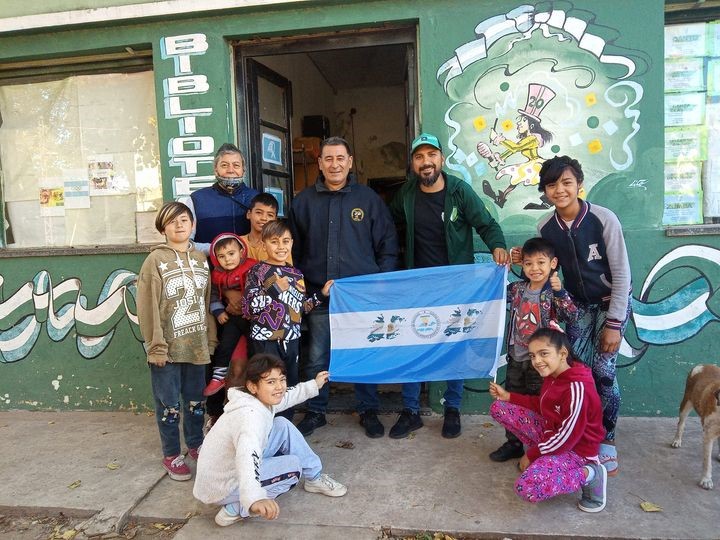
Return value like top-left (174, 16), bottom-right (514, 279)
top-left (0, 0), bottom-right (718, 415)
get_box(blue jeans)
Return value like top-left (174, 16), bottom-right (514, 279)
top-left (218, 417), bottom-right (323, 517)
top-left (150, 363), bottom-right (206, 457)
top-left (302, 308), bottom-right (331, 414)
top-left (401, 380), bottom-right (463, 413)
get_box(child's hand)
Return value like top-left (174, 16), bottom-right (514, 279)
top-left (519, 454), bottom-right (530, 472)
top-left (224, 288), bottom-right (244, 315)
top-left (217, 312), bottom-right (229, 324)
top-left (275, 276), bottom-right (290, 292)
top-left (549, 271), bottom-right (562, 292)
top-left (509, 246), bottom-right (522, 265)
top-left (314, 371), bottom-right (330, 389)
top-left (489, 381), bottom-right (510, 401)
top-left (321, 280), bottom-right (334, 297)
top-left (249, 499), bottom-right (279, 520)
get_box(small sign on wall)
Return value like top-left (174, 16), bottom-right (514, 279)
top-left (262, 133), bottom-right (283, 166)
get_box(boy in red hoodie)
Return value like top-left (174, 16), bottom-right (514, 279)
top-left (489, 327), bottom-right (607, 513)
top-left (203, 233), bottom-right (257, 396)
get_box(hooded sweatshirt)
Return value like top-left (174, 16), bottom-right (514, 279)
top-left (208, 233), bottom-right (257, 316)
top-left (193, 380), bottom-right (319, 510)
top-left (509, 362), bottom-right (605, 462)
top-left (136, 243), bottom-right (217, 365)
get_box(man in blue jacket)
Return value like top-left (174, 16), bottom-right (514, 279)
top-left (290, 136), bottom-right (398, 438)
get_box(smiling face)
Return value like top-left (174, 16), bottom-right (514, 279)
top-left (318, 144), bottom-right (353, 191)
top-left (162, 211), bottom-right (193, 250)
top-left (411, 144), bottom-right (444, 187)
top-left (246, 367), bottom-right (287, 406)
top-left (522, 251), bottom-right (558, 288)
top-left (528, 337), bottom-right (570, 379)
top-left (263, 230), bottom-right (293, 265)
top-left (247, 203), bottom-right (277, 235)
top-left (543, 167), bottom-right (582, 219)
top-left (214, 240), bottom-right (243, 272)
top-left (214, 151), bottom-right (245, 179)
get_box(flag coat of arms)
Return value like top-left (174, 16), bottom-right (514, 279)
top-left (329, 263), bottom-right (507, 383)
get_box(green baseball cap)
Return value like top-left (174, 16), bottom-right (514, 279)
top-left (410, 133), bottom-right (442, 155)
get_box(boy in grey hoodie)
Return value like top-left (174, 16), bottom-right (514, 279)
top-left (136, 201), bottom-right (217, 481)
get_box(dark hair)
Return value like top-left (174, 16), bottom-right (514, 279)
top-left (213, 236), bottom-right (243, 255)
top-left (521, 237), bottom-right (555, 260)
top-left (261, 218), bottom-right (292, 241)
top-left (244, 353), bottom-right (287, 387)
top-left (320, 136), bottom-right (352, 156)
top-left (249, 192), bottom-right (279, 212)
top-left (528, 328), bottom-right (575, 365)
top-left (538, 155), bottom-right (584, 192)
top-left (214, 142), bottom-right (245, 168)
top-left (154, 201), bottom-right (193, 233)
top-left (520, 113), bottom-right (553, 144)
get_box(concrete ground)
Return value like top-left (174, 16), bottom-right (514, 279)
top-left (0, 410), bottom-right (718, 539)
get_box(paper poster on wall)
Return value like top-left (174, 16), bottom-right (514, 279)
top-left (665, 127), bottom-right (707, 162)
top-left (703, 158), bottom-right (720, 217)
top-left (665, 93), bottom-right (706, 126)
top-left (709, 22), bottom-right (720, 56)
top-left (707, 60), bottom-right (720, 96)
top-left (62, 168), bottom-right (91, 209)
top-left (665, 58), bottom-right (706, 93)
top-left (262, 133), bottom-right (283, 166)
top-left (88, 154), bottom-right (128, 196)
top-left (264, 187), bottom-right (285, 217)
top-left (663, 193), bottom-right (704, 225)
top-left (39, 178), bottom-right (65, 217)
top-left (665, 162), bottom-right (703, 193)
top-left (665, 23), bottom-right (707, 58)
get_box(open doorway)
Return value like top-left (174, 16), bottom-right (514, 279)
top-left (235, 25), bottom-right (417, 215)
top-left (234, 26), bottom-right (418, 412)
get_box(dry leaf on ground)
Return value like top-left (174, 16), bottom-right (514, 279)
top-left (335, 440), bottom-right (354, 449)
top-left (67, 480), bottom-right (81, 489)
top-left (640, 500), bottom-right (663, 512)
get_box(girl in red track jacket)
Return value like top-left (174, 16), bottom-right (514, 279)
top-left (489, 328), bottom-right (607, 511)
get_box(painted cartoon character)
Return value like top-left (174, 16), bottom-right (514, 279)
top-left (477, 83), bottom-right (555, 210)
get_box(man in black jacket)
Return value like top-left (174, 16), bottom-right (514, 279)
top-left (289, 137), bottom-right (398, 438)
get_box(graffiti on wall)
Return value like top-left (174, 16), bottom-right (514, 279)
top-left (160, 33), bottom-right (216, 198)
top-left (0, 270), bottom-right (140, 362)
top-left (437, 3), bottom-right (650, 216)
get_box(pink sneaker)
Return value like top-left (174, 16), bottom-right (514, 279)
top-left (187, 446), bottom-right (201, 460)
top-left (162, 455), bottom-right (191, 481)
top-left (203, 379), bottom-right (225, 397)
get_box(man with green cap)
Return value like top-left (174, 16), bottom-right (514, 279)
top-left (389, 132), bottom-right (509, 439)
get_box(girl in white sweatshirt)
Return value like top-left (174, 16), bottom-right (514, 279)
top-left (193, 353), bottom-right (347, 527)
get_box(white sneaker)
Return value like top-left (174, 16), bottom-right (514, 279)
top-left (304, 473), bottom-right (347, 497)
top-left (214, 505), bottom-right (243, 527)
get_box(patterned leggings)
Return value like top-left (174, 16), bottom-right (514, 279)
top-left (566, 295), bottom-right (632, 441)
top-left (490, 400), bottom-right (587, 503)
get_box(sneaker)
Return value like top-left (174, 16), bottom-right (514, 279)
top-left (489, 441), bottom-right (524, 462)
top-left (304, 473), bottom-right (348, 497)
top-left (578, 463), bottom-right (607, 513)
top-left (296, 411), bottom-right (327, 436)
top-left (162, 454), bottom-right (192, 481)
top-left (389, 409), bottom-right (423, 439)
top-left (442, 407), bottom-right (461, 438)
top-left (359, 409), bottom-right (385, 438)
top-left (203, 378), bottom-right (225, 397)
top-left (599, 443), bottom-right (619, 476)
top-left (214, 504), bottom-right (243, 527)
top-left (187, 446), bottom-right (201, 460)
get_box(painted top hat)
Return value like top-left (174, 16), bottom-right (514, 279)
top-left (518, 83), bottom-right (556, 123)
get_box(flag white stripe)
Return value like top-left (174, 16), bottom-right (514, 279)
top-left (538, 381), bottom-right (584, 454)
top-left (330, 299), bottom-right (505, 350)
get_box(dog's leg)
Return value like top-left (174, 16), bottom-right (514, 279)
top-left (672, 397), bottom-right (693, 448)
top-left (699, 429), bottom-right (716, 490)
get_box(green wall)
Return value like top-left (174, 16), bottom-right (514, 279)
top-left (2, 0), bottom-right (718, 416)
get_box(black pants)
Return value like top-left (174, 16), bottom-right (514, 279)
top-left (206, 315), bottom-right (250, 418)
top-left (504, 355), bottom-right (542, 443)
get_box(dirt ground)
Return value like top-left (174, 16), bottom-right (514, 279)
top-left (0, 513), bottom-right (183, 540)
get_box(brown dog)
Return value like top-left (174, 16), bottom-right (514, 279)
top-left (671, 364), bottom-right (720, 489)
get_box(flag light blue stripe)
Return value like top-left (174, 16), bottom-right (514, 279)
top-left (330, 263), bottom-right (505, 313)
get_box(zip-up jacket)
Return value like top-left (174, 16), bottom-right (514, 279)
top-left (510, 362), bottom-right (605, 462)
top-left (506, 279), bottom-right (579, 353)
top-left (136, 243), bottom-right (217, 365)
top-left (390, 172), bottom-right (506, 268)
top-left (289, 174), bottom-right (398, 296)
top-left (538, 199), bottom-right (631, 328)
